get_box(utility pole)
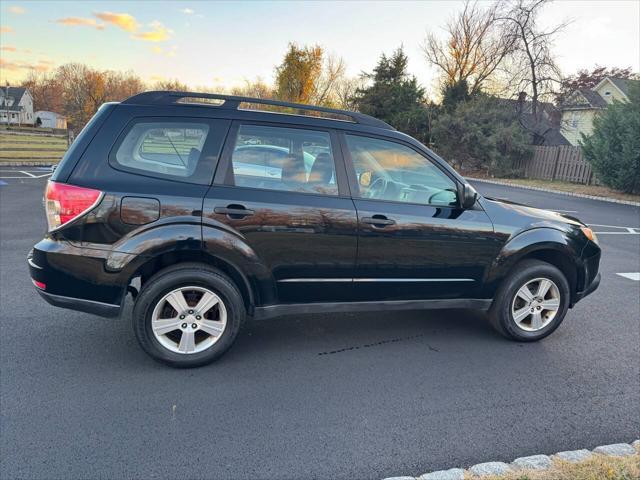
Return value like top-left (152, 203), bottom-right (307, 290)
top-left (4, 82), bottom-right (9, 128)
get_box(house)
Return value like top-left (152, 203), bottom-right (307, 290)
top-left (35, 111), bottom-right (67, 129)
top-left (560, 77), bottom-right (639, 146)
top-left (0, 87), bottom-right (35, 126)
top-left (498, 95), bottom-right (570, 146)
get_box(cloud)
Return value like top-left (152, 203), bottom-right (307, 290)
top-left (55, 17), bottom-right (105, 30)
top-left (1, 26), bottom-right (15, 33)
top-left (8, 6), bottom-right (26, 14)
top-left (180, 8), bottom-right (194, 14)
top-left (132, 21), bottom-right (172, 42)
top-left (1, 45), bottom-right (17, 51)
top-left (0, 58), bottom-right (52, 73)
top-left (151, 45), bottom-right (177, 57)
top-left (93, 11), bottom-right (139, 32)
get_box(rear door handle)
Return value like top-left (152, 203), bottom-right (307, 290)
top-left (361, 215), bottom-right (396, 227)
top-left (214, 205), bottom-right (255, 218)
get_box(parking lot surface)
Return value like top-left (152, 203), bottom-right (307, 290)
top-left (1, 167), bottom-right (638, 479)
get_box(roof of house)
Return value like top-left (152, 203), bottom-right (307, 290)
top-left (579, 89), bottom-right (608, 108)
top-left (0, 87), bottom-right (28, 104)
top-left (561, 88), bottom-right (608, 110)
top-left (494, 97), bottom-right (568, 146)
top-left (563, 77), bottom-right (639, 110)
top-left (35, 110), bottom-right (66, 119)
top-left (539, 128), bottom-right (570, 146)
top-left (599, 76), bottom-right (640, 96)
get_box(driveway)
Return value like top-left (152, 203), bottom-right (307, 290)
top-left (1, 167), bottom-right (638, 479)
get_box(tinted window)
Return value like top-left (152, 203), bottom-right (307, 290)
top-left (346, 135), bottom-right (458, 206)
top-left (115, 122), bottom-right (209, 178)
top-left (230, 125), bottom-right (337, 195)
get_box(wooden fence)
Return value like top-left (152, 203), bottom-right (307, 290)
top-left (514, 145), bottom-right (598, 185)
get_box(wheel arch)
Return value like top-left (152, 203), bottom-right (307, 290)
top-left (127, 250), bottom-right (256, 313)
top-left (485, 228), bottom-right (583, 302)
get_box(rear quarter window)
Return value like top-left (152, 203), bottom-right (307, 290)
top-left (114, 122), bottom-right (209, 178)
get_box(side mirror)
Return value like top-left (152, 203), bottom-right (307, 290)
top-left (461, 184), bottom-right (478, 209)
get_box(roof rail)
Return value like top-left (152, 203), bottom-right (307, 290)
top-left (122, 91), bottom-right (394, 130)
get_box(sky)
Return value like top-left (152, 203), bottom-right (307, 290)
top-left (1, 0), bottom-right (639, 95)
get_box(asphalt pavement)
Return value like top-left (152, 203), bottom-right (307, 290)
top-left (1, 167), bottom-right (638, 480)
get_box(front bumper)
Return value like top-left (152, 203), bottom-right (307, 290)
top-left (572, 244), bottom-right (601, 306)
top-left (574, 272), bottom-right (600, 304)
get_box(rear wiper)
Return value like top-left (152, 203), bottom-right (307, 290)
top-left (165, 135), bottom-right (187, 167)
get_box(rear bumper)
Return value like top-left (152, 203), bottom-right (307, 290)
top-left (28, 241), bottom-right (127, 317)
top-left (35, 288), bottom-right (121, 318)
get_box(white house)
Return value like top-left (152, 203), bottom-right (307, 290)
top-left (35, 111), bottom-right (68, 129)
top-left (560, 77), bottom-right (639, 145)
top-left (0, 87), bottom-right (35, 125)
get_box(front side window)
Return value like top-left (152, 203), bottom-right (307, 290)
top-left (115, 122), bottom-right (209, 178)
top-left (346, 134), bottom-right (458, 206)
top-left (230, 124), bottom-right (337, 195)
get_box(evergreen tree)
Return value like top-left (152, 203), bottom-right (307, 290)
top-left (352, 48), bottom-right (431, 144)
top-left (581, 82), bottom-right (640, 193)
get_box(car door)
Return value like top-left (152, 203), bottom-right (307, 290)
top-left (203, 121), bottom-right (358, 304)
top-left (341, 132), bottom-right (499, 301)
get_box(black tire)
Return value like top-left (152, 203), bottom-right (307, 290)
top-left (132, 263), bottom-right (245, 368)
top-left (488, 259), bottom-right (570, 341)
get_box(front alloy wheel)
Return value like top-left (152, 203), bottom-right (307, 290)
top-left (511, 278), bottom-right (561, 332)
top-left (488, 259), bottom-right (570, 342)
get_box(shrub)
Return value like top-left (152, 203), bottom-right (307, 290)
top-left (431, 95), bottom-right (532, 176)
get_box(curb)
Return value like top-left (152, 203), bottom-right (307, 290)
top-left (383, 440), bottom-right (639, 479)
top-left (467, 177), bottom-right (640, 207)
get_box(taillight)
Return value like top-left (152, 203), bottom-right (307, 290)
top-left (45, 181), bottom-right (102, 231)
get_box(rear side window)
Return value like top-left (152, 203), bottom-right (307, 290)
top-left (229, 124), bottom-right (338, 196)
top-left (114, 122), bottom-right (209, 179)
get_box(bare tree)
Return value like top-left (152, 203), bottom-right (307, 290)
top-left (312, 54), bottom-right (346, 106)
top-left (230, 78), bottom-right (275, 99)
top-left (422, 1), bottom-right (514, 94)
top-left (334, 76), bottom-right (366, 111)
top-left (499, 0), bottom-right (568, 125)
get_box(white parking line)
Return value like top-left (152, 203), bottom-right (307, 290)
top-left (616, 273), bottom-right (640, 281)
top-left (590, 223), bottom-right (637, 229)
top-left (0, 172), bottom-right (52, 179)
top-left (589, 224), bottom-right (640, 235)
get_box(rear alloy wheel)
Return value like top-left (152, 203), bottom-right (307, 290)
top-left (133, 264), bottom-right (244, 367)
top-left (488, 259), bottom-right (570, 341)
top-left (151, 286), bottom-right (228, 355)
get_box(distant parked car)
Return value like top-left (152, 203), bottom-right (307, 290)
top-left (28, 91), bottom-right (601, 367)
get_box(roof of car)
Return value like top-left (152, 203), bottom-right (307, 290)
top-left (122, 91), bottom-right (395, 131)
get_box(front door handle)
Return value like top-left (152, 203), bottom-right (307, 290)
top-left (214, 204), bottom-right (255, 219)
top-left (361, 215), bottom-right (396, 227)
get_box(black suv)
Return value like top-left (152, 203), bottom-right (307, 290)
top-left (28, 92), bottom-right (601, 367)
